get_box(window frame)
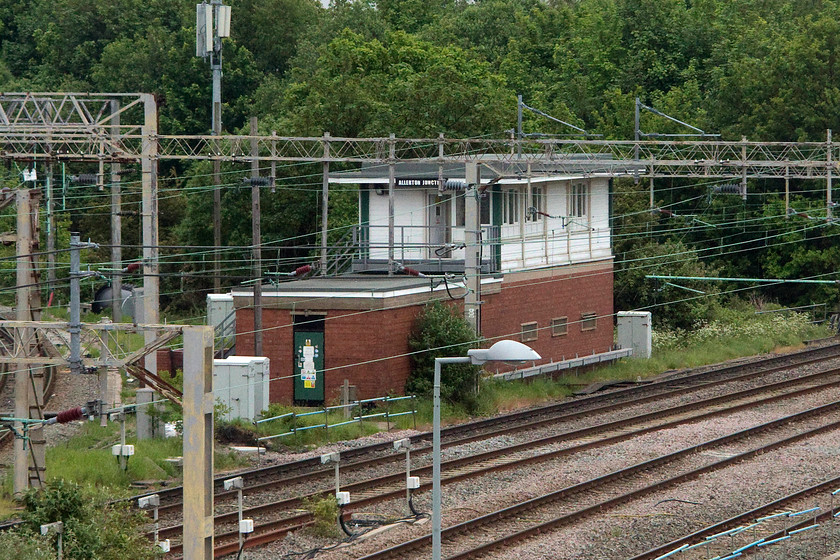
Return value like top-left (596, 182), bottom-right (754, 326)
top-left (520, 321), bottom-right (539, 342)
top-left (580, 312), bottom-right (597, 332)
top-left (569, 182), bottom-right (588, 218)
top-left (455, 192), bottom-right (466, 227)
top-left (527, 186), bottom-right (544, 222)
top-left (551, 316), bottom-right (568, 337)
top-left (503, 188), bottom-right (520, 225)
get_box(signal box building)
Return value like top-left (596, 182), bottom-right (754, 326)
top-left (232, 160), bottom-right (624, 406)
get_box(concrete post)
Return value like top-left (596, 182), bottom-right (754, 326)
top-left (388, 134), bottom-right (396, 275)
top-left (321, 132), bottom-right (330, 275)
top-left (136, 388), bottom-right (157, 440)
top-left (182, 326), bottom-right (215, 560)
top-left (110, 99), bottom-right (122, 322)
top-left (250, 117), bottom-right (262, 357)
top-left (464, 163), bottom-right (481, 334)
top-left (140, 93), bottom-right (159, 439)
top-left (142, 93), bottom-right (159, 371)
top-left (14, 189), bottom-right (35, 495)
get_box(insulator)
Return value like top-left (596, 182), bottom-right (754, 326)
top-left (400, 266), bottom-right (425, 277)
top-left (442, 179), bottom-right (468, 191)
top-left (242, 177), bottom-right (271, 186)
top-left (72, 173), bottom-right (99, 185)
top-left (55, 407), bottom-right (84, 424)
top-left (292, 265), bottom-right (312, 277)
top-left (713, 184), bottom-right (741, 194)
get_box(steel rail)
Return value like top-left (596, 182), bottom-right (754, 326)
top-left (168, 363), bottom-right (840, 523)
top-left (142, 341), bottom-right (840, 511)
top-left (204, 375), bottom-right (840, 557)
top-left (359, 403), bottom-right (840, 560)
top-left (154, 347), bottom-right (840, 519)
top-left (628, 475), bottom-right (840, 560)
top-left (164, 365), bottom-right (840, 556)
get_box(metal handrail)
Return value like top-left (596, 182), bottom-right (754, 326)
top-left (255, 394), bottom-right (417, 443)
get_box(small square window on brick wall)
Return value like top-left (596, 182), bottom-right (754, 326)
top-left (551, 317), bottom-right (568, 337)
top-left (521, 321), bottom-right (538, 342)
top-left (580, 312), bottom-right (597, 332)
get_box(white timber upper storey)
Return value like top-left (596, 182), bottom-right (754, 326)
top-left (330, 162), bottom-right (618, 274)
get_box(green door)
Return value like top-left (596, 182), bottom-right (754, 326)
top-left (294, 331), bottom-right (325, 404)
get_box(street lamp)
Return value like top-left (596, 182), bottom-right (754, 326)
top-left (432, 339), bottom-right (540, 560)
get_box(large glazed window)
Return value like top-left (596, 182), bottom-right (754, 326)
top-left (569, 182), bottom-right (588, 218)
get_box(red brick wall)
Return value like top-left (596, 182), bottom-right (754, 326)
top-left (236, 262), bottom-right (614, 403)
top-left (140, 349), bottom-right (182, 378)
top-left (236, 308), bottom-right (295, 403)
top-left (323, 306), bottom-right (417, 402)
top-left (236, 306), bottom-right (419, 404)
top-left (480, 263), bottom-right (614, 372)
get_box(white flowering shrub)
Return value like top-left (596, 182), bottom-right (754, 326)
top-left (653, 312), bottom-right (814, 351)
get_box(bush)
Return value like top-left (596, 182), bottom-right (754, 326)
top-left (406, 301), bottom-right (481, 411)
top-left (19, 480), bottom-right (155, 560)
top-left (0, 529), bottom-right (54, 560)
top-left (301, 495), bottom-right (339, 537)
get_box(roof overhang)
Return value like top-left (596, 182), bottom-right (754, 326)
top-left (329, 173), bottom-right (617, 185)
top-left (231, 275), bottom-right (503, 311)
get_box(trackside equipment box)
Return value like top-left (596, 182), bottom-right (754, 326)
top-left (213, 356), bottom-right (270, 421)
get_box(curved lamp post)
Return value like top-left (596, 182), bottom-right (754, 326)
top-left (432, 339), bottom-right (541, 560)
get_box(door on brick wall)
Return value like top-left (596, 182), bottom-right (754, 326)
top-left (293, 330), bottom-right (325, 405)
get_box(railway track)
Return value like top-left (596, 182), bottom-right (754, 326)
top-left (194, 366), bottom-right (840, 556)
top-left (149, 341), bottom-right (840, 513)
top-left (628, 475), bottom-right (840, 560)
top-left (145, 343), bottom-right (840, 557)
top-left (357, 401), bottom-right (840, 560)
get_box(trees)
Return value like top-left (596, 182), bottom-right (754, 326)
top-left (3, 0), bottom-right (840, 315)
top-left (277, 29), bottom-right (511, 137)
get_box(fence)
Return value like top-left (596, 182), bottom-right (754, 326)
top-left (652, 482), bottom-right (840, 560)
top-left (254, 395), bottom-right (417, 444)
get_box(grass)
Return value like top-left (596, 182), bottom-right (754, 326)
top-left (496, 311), bottom-right (831, 408)
top-left (0, 419), bottom-right (250, 509)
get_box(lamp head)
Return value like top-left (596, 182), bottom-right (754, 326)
top-left (467, 339), bottom-right (540, 365)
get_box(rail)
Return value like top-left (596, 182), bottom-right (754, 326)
top-left (352, 224), bottom-right (500, 272)
top-left (212, 308), bottom-right (237, 358)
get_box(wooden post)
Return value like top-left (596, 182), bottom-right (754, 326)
top-left (342, 379), bottom-right (350, 419)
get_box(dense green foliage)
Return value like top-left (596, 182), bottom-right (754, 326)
top-left (15, 480), bottom-right (155, 560)
top-left (2, 0), bottom-right (840, 315)
top-left (407, 301), bottom-right (480, 409)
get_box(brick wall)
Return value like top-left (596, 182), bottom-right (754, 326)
top-left (236, 261), bottom-right (614, 404)
top-left (236, 307), bottom-right (294, 403)
top-left (140, 349), bottom-right (182, 378)
top-left (480, 263), bottom-right (614, 372)
top-left (236, 306), bottom-right (418, 404)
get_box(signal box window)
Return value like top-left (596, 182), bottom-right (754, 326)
top-left (580, 312), bottom-right (597, 332)
top-left (569, 183), bottom-right (588, 218)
